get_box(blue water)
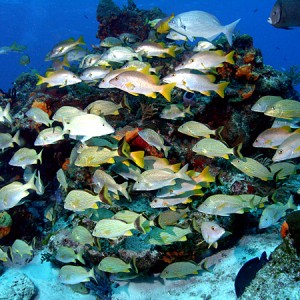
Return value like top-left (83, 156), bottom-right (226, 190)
top-left (0, 0), bottom-right (300, 91)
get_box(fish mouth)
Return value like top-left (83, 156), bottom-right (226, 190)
top-left (267, 17), bottom-right (273, 24)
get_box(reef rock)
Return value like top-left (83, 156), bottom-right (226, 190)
top-left (0, 270), bottom-right (37, 300)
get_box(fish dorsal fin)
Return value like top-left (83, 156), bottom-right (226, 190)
top-left (215, 50), bottom-right (224, 56)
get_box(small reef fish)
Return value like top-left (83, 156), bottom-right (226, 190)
top-left (52, 106), bottom-right (86, 123)
top-left (79, 66), bottom-right (111, 82)
top-left (80, 54), bottom-right (102, 69)
top-left (66, 47), bottom-right (87, 62)
top-left (71, 226), bottom-right (94, 246)
top-left (268, 0), bottom-right (300, 28)
top-left (56, 168), bottom-right (68, 191)
top-left (84, 99), bottom-right (124, 116)
top-left (160, 104), bottom-right (192, 120)
top-left (110, 161), bottom-right (141, 181)
top-left (168, 10), bottom-right (240, 45)
top-left (178, 121), bottom-right (223, 138)
top-left (148, 226), bottom-right (192, 245)
top-left (251, 95), bottom-right (282, 113)
top-left (92, 218), bottom-right (137, 239)
top-left (163, 69), bottom-right (229, 98)
top-left (0, 103), bottom-right (12, 124)
top-left (100, 37), bottom-right (123, 48)
top-left (150, 196), bottom-right (192, 209)
top-left (138, 128), bottom-right (170, 157)
top-left (200, 221), bottom-right (225, 248)
top-left (166, 30), bottom-right (188, 41)
top-left (109, 70), bottom-right (176, 101)
top-left (156, 207), bottom-right (189, 228)
top-left (160, 261), bottom-right (202, 279)
top-left (9, 148), bottom-right (43, 169)
top-left (98, 68), bottom-right (136, 89)
top-left (135, 41), bottom-right (177, 58)
top-left (0, 42), bottom-right (27, 55)
top-left (101, 46), bottom-right (141, 63)
top-left (259, 196), bottom-right (296, 229)
top-left (64, 190), bottom-right (99, 212)
top-left (252, 126), bottom-right (295, 149)
top-left (34, 126), bottom-right (65, 146)
top-left (133, 164), bottom-right (191, 191)
top-left (197, 194), bottom-right (246, 216)
top-left (231, 157), bottom-right (273, 181)
top-left (264, 99), bottom-right (300, 119)
top-left (74, 146), bottom-right (118, 167)
top-left (63, 114), bottom-right (114, 142)
top-left (11, 239), bottom-right (33, 260)
top-left (55, 246), bottom-right (85, 264)
top-left (118, 32), bottom-right (139, 43)
top-left (58, 265), bottom-right (95, 285)
top-left (46, 36), bottom-right (85, 59)
top-left (0, 131), bottom-right (21, 151)
top-left (193, 41), bottom-right (216, 52)
top-left (175, 50), bottom-right (235, 72)
top-left (25, 107), bottom-right (53, 127)
top-left (192, 138), bottom-right (237, 159)
top-left (272, 132), bottom-right (300, 161)
top-left (36, 70), bottom-right (82, 88)
top-left (143, 156), bottom-right (181, 172)
top-left (92, 169), bottom-right (129, 198)
top-left (98, 257), bottom-right (131, 273)
top-left (269, 162), bottom-right (297, 179)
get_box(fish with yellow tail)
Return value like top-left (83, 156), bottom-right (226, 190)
top-left (163, 69), bottom-right (229, 98)
top-left (59, 265), bottom-right (95, 285)
top-left (160, 104), bottom-right (192, 120)
top-left (175, 50), bottom-right (235, 72)
top-left (154, 13), bottom-right (174, 34)
top-left (160, 261), bottom-right (203, 279)
top-left (46, 36), bottom-right (85, 60)
top-left (98, 257), bottom-right (132, 273)
top-left (231, 157), bottom-right (273, 181)
top-left (192, 138), bottom-right (242, 159)
top-left (36, 69), bottom-right (82, 88)
top-left (264, 99), bottom-right (300, 119)
top-left (64, 190), bottom-right (100, 212)
top-left (178, 121), bottom-right (224, 138)
top-left (135, 41), bottom-right (177, 58)
top-left (109, 70), bottom-right (176, 101)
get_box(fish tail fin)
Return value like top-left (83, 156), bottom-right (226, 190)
top-left (215, 82), bottom-right (229, 98)
top-left (121, 95), bottom-right (131, 111)
top-left (185, 105), bottom-right (193, 115)
top-left (163, 146), bottom-right (171, 157)
top-left (37, 149), bottom-right (43, 164)
top-left (77, 35), bottom-right (85, 45)
top-left (25, 170), bottom-right (38, 192)
top-left (167, 45), bottom-right (177, 58)
top-left (119, 182), bottom-right (130, 199)
top-left (130, 151), bottom-right (144, 168)
top-left (216, 126), bottom-right (224, 141)
top-left (233, 142), bottom-right (243, 158)
top-left (76, 250), bottom-right (86, 264)
top-left (223, 19), bottom-right (240, 46)
top-left (160, 82), bottom-right (176, 102)
top-left (225, 50), bottom-right (235, 65)
top-left (176, 164), bottom-right (191, 181)
top-left (36, 74), bottom-right (46, 86)
top-left (199, 166), bottom-right (215, 183)
top-left (287, 195), bottom-right (297, 210)
top-left (12, 130), bottom-right (22, 146)
top-left (3, 103), bottom-right (12, 124)
top-left (169, 163), bottom-right (181, 173)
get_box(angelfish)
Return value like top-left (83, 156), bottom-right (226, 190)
top-left (268, 0), bottom-right (300, 28)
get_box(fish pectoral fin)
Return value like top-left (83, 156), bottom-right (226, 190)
top-left (146, 92), bottom-right (157, 98)
top-left (124, 230), bottom-right (133, 236)
top-left (125, 82), bottom-right (136, 90)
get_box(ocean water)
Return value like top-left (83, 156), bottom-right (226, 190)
top-left (0, 0), bottom-right (300, 91)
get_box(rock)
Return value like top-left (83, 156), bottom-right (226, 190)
top-left (0, 270), bottom-right (37, 300)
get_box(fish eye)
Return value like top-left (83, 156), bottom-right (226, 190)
top-left (115, 76), bottom-right (118, 80)
top-left (72, 75), bottom-right (76, 78)
top-left (278, 149), bottom-right (283, 155)
top-left (211, 226), bottom-right (216, 230)
top-left (172, 74), bottom-right (175, 77)
top-left (190, 59), bottom-right (194, 63)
